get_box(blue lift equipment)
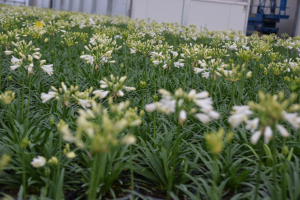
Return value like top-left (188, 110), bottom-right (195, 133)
top-left (247, 0), bottom-right (289, 35)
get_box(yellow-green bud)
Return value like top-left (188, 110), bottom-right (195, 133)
top-left (282, 145), bottom-right (289, 155)
top-left (140, 81), bottom-right (146, 89)
top-left (226, 132), bottom-right (234, 143)
top-left (21, 138), bottom-right (30, 148)
top-left (48, 156), bottom-right (58, 165)
top-left (153, 94), bottom-right (158, 101)
top-left (0, 154), bottom-right (11, 169)
top-left (50, 117), bottom-right (55, 125)
top-left (8, 76), bottom-right (12, 81)
top-left (44, 167), bottom-right (51, 176)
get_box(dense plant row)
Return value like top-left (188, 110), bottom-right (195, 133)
top-left (0, 4), bottom-right (300, 200)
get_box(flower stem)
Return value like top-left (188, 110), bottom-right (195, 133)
top-left (142, 89), bottom-right (146, 139)
top-left (254, 139), bottom-right (263, 200)
top-left (130, 145), bottom-right (134, 200)
top-left (212, 154), bottom-right (218, 200)
top-left (0, 46), bottom-right (2, 89)
top-left (68, 47), bottom-right (74, 85)
top-left (6, 54), bottom-right (9, 89)
top-left (184, 63), bottom-right (187, 91)
top-left (272, 73), bottom-right (275, 94)
top-left (21, 68), bottom-right (25, 123)
top-left (21, 149), bottom-right (26, 199)
top-left (271, 126), bottom-right (278, 200)
top-left (26, 74), bottom-right (32, 126)
top-left (88, 154), bottom-right (99, 200)
top-left (229, 82), bottom-right (236, 108)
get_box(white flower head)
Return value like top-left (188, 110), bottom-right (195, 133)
top-left (195, 113), bottom-right (211, 124)
top-left (93, 90), bottom-right (109, 99)
top-left (179, 110), bottom-right (187, 125)
top-left (145, 103), bottom-right (156, 112)
top-left (78, 99), bottom-right (91, 109)
top-left (228, 113), bottom-right (246, 128)
top-left (41, 64), bottom-right (54, 76)
top-left (10, 65), bottom-right (20, 71)
top-left (194, 68), bottom-right (206, 74)
top-left (245, 118), bottom-right (259, 133)
top-left (31, 156), bottom-right (46, 168)
top-left (264, 126), bottom-right (273, 144)
top-left (276, 124), bottom-right (290, 138)
top-left (41, 91), bottom-right (57, 103)
top-left (251, 130), bottom-right (262, 145)
top-left (116, 90), bottom-right (124, 97)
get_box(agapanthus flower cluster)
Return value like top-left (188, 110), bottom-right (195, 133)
top-left (194, 59), bottom-right (222, 79)
top-left (6, 40), bottom-right (53, 76)
top-left (57, 99), bottom-right (142, 153)
top-left (41, 82), bottom-right (94, 109)
top-left (219, 63), bottom-right (252, 82)
top-left (93, 75), bottom-right (136, 100)
top-left (80, 33), bottom-right (121, 67)
top-left (0, 90), bottom-right (15, 105)
top-left (229, 91), bottom-right (300, 144)
top-left (145, 88), bottom-right (219, 125)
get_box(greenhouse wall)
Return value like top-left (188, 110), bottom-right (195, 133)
top-left (131, 0), bottom-right (250, 33)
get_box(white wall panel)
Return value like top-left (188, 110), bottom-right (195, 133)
top-left (83, 0), bottom-right (93, 13)
top-left (111, 0), bottom-right (127, 16)
top-left (188, 1), bottom-right (232, 30)
top-left (95, 0), bottom-right (108, 14)
top-left (131, 0), bottom-right (148, 21)
top-left (61, 0), bottom-right (70, 10)
top-left (132, 0), bottom-right (184, 24)
top-left (53, 0), bottom-right (60, 10)
top-left (36, 0), bottom-right (43, 7)
top-left (188, 1), bottom-right (248, 32)
top-left (71, 0), bottom-right (80, 12)
top-left (228, 5), bottom-right (248, 31)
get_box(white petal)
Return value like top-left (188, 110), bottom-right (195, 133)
top-left (264, 126), bottom-right (273, 144)
top-left (208, 110), bottom-right (220, 119)
top-left (179, 110), bottom-right (187, 121)
top-left (251, 130), bottom-right (261, 145)
top-left (195, 113), bottom-right (211, 124)
top-left (145, 103), bottom-right (156, 112)
top-left (276, 124), bottom-right (289, 138)
top-left (245, 118), bottom-right (259, 133)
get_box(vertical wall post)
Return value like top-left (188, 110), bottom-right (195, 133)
top-left (181, 0), bottom-right (190, 26)
top-left (244, 0), bottom-right (251, 34)
top-left (107, 0), bottom-right (113, 15)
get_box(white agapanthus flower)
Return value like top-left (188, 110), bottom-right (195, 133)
top-left (145, 89), bottom-right (219, 125)
top-left (194, 68), bottom-right (206, 74)
top-left (41, 91), bottom-right (57, 103)
top-left (25, 63), bottom-right (34, 76)
top-left (78, 99), bottom-right (91, 109)
top-left (11, 55), bottom-right (21, 63)
top-left (10, 65), bottom-right (21, 71)
top-left (80, 55), bottom-right (94, 65)
top-left (174, 61), bottom-right (184, 68)
top-left (31, 156), bottom-right (46, 168)
top-left (41, 64), bottom-right (54, 76)
top-left (92, 90), bottom-right (109, 99)
top-left (230, 105), bottom-right (298, 145)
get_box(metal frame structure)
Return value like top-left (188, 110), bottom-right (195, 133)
top-left (247, 0), bottom-right (289, 35)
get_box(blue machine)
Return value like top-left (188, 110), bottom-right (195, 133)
top-left (247, 0), bottom-right (289, 35)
